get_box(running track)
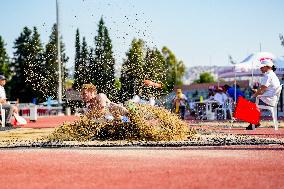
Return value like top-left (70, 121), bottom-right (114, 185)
top-left (1, 147), bottom-right (284, 189)
top-left (1, 116), bottom-right (283, 189)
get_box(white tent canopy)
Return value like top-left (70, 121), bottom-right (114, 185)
top-left (218, 52), bottom-right (284, 78)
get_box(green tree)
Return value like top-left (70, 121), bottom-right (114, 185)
top-left (143, 48), bottom-right (166, 98)
top-left (93, 17), bottom-right (116, 100)
top-left (144, 48), bottom-right (166, 83)
top-left (161, 46), bottom-right (185, 93)
top-left (72, 28), bottom-right (81, 90)
top-left (73, 36), bottom-right (90, 91)
top-left (120, 38), bottom-right (145, 102)
top-left (43, 24), bottom-right (69, 100)
top-left (0, 36), bottom-right (11, 79)
top-left (114, 78), bottom-right (121, 91)
top-left (81, 37), bottom-right (91, 84)
top-left (10, 27), bottom-right (35, 102)
top-left (0, 36), bottom-right (12, 99)
top-left (88, 47), bottom-right (95, 82)
top-left (25, 27), bottom-right (46, 101)
top-left (194, 72), bottom-right (215, 83)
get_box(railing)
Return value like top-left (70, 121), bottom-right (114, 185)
top-left (18, 104), bottom-right (63, 118)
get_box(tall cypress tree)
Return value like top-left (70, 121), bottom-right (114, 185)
top-left (144, 48), bottom-right (166, 83)
top-left (88, 47), bottom-right (95, 84)
top-left (120, 38), bottom-right (145, 102)
top-left (92, 18), bottom-right (104, 90)
top-left (73, 35), bottom-right (91, 91)
top-left (25, 27), bottom-right (45, 101)
top-left (10, 27), bottom-right (34, 102)
top-left (43, 24), bottom-right (69, 100)
top-left (72, 28), bottom-right (81, 90)
top-left (0, 36), bottom-right (11, 78)
top-left (102, 25), bottom-right (116, 100)
top-left (143, 48), bottom-right (166, 98)
top-left (93, 17), bottom-right (116, 100)
top-left (80, 37), bottom-right (91, 84)
top-left (0, 36), bottom-right (12, 98)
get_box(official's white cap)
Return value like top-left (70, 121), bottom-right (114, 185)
top-left (259, 59), bottom-right (274, 68)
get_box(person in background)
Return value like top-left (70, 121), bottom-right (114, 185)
top-left (223, 84), bottom-right (245, 102)
top-left (207, 86), bottom-right (216, 100)
top-left (213, 87), bottom-right (226, 105)
top-left (173, 88), bottom-right (188, 120)
top-left (0, 75), bottom-right (18, 127)
top-left (245, 59), bottom-right (281, 130)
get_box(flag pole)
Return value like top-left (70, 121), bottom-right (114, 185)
top-left (229, 55), bottom-right (237, 104)
top-left (234, 65), bottom-right (237, 104)
top-left (56, 0), bottom-right (62, 105)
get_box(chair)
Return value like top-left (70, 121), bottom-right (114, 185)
top-left (0, 104), bottom-right (5, 127)
top-left (255, 84), bottom-right (283, 130)
top-left (214, 99), bottom-right (233, 120)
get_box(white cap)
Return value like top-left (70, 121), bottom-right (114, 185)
top-left (259, 59), bottom-right (274, 68)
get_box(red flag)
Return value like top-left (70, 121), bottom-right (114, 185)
top-left (233, 96), bottom-right (260, 125)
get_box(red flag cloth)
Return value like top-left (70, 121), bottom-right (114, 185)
top-left (233, 96), bottom-right (260, 125)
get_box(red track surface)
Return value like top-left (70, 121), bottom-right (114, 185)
top-left (18, 115), bottom-right (79, 128)
top-left (191, 125), bottom-right (284, 139)
top-left (1, 116), bottom-right (283, 188)
top-left (1, 147), bottom-right (284, 189)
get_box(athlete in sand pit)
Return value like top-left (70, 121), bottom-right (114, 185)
top-left (80, 84), bottom-right (128, 120)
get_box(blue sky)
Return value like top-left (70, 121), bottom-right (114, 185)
top-left (1, 0), bottom-right (284, 71)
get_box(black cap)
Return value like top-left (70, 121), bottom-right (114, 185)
top-left (0, 75), bottom-right (6, 80)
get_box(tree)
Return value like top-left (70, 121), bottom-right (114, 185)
top-left (10, 27), bottom-right (35, 102)
top-left (81, 37), bottom-right (91, 84)
top-left (143, 48), bottom-right (166, 98)
top-left (43, 24), bottom-right (69, 100)
top-left (102, 25), bottom-right (116, 100)
top-left (0, 36), bottom-right (11, 79)
top-left (25, 27), bottom-right (46, 101)
top-left (88, 46), bottom-right (95, 82)
top-left (194, 72), bottom-right (215, 83)
top-left (73, 35), bottom-right (91, 91)
top-left (144, 48), bottom-right (166, 83)
top-left (93, 17), bottom-right (116, 100)
top-left (0, 36), bottom-right (12, 98)
top-left (120, 38), bottom-right (145, 102)
top-left (72, 28), bottom-right (81, 90)
top-left (161, 47), bottom-right (186, 93)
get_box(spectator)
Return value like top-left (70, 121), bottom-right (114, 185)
top-left (223, 84), bottom-right (245, 102)
top-left (173, 88), bottom-right (188, 120)
top-left (213, 87), bottom-right (227, 105)
top-left (0, 75), bottom-right (18, 127)
top-left (208, 85), bottom-right (216, 100)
